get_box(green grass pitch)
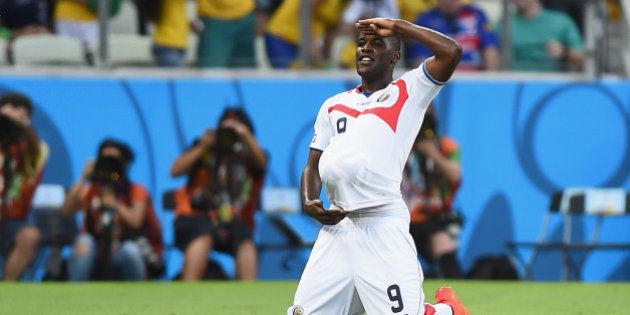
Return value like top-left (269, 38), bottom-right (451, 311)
top-left (1, 280), bottom-right (629, 314)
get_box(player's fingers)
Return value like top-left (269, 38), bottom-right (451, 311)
top-left (324, 211), bottom-right (346, 223)
top-left (324, 209), bottom-right (345, 215)
top-left (314, 210), bottom-right (343, 224)
top-left (357, 18), bottom-right (380, 24)
top-left (326, 214), bottom-right (347, 225)
top-left (320, 216), bottom-right (344, 225)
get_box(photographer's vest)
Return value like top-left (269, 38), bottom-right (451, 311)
top-left (174, 156), bottom-right (264, 232)
top-left (0, 142), bottom-right (46, 220)
top-left (82, 183), bottom-right (163, 257)
top-left (402, 137), bottom-right (461, 224)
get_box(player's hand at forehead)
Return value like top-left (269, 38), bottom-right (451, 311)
top-left (355, 18), bottom-right (398, 37)
top-left (304, 199), bottom-right (346, 225)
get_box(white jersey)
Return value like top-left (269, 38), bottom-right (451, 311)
top-left (310, 61), bottom-right (445, 211)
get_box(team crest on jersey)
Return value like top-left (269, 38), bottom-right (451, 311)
top-left (291, 305), bottom-right (305, 315)
top-left (377, 93), bottom-right (391, 102)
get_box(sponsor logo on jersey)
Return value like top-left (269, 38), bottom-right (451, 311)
top-left (311, 134), bottom-right (317, 143)
top-left (377, 93), bottom-right (390, 102)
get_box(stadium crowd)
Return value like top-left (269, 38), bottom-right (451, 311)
top-left (1, 0), bottom-right (624, 71)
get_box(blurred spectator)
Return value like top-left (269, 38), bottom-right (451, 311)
top-left (264, 0), bottom-right (347, 68)
top-left (55, 0), bottom-right (99, 65)
top-left (604, 0), bottom-right (625, 73)
top-left (61, 139), bottom-right (164, 280)
top-left (398, 0), bottom-right (437, 23)
top-left (402, 106), bottom-right (464, 279)
top-left (255, 0), bottom-right (283, 37)
top-left (0, 0), bottom-right (52, 64)
top-left (408, 0), bottom-right (500, 70)
top-left (171, 108), bottom-right (266, 281)
top-left (196, 0), bottom-right (256, 68)
top-left (497, 0), bottom-right (585, 72)
top-left (138, 0), bottom-right (189, 67)
top-left (0, 92), bottom-right (49, 281)
top-left (55, 0), bottom-right (122, 65)
top-left (541, 0), bottom-right (585, 33)
top-left (0, 0), bottom-right (50, 37)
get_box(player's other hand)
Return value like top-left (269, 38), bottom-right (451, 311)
top-left (304, 199), bottom-right (346, 225)
top-left (355, 18), bottom-right (398, 37)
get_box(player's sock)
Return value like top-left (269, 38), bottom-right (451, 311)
top-left (424, 303), bottom-right (454, 315)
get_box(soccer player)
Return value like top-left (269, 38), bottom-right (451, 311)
top-left (288, 18), bottom-right (469, 315)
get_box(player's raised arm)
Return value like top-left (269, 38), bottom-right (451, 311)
top-left (356, 18), bottom-right (462, 83)
top-left (301, 149), bottom-right (346, 225)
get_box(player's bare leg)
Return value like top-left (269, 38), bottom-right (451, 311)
top-left (236, 239), bottom-right (257, 281)
top-left (3, 226), bottom-right (41, 281)
top-left (182, 235), bottom-right (212, 281)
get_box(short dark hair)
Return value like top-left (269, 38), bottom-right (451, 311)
top-left (97, 138), bottom-right (135, 165)
top-left (218, 107), bottom-right (255, 135)
top-left (0, 92), bottom-right (33, 116)
top-left (386, 34), bottom-right (402, 52)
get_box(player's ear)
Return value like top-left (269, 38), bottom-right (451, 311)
top-left (391, 51), bottom-right (401, 65)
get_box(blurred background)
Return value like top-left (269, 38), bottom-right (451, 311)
top-left (0, 0), bottom-right (629, 284)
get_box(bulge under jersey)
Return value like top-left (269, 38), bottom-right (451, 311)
top-left (310, 61), bottom-right (445, 212)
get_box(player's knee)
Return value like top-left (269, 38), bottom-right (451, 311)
top-left (16, 226), bottom-right (41, 249)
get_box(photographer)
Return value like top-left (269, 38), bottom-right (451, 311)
top-left (171, 108), bottom-right (266, 281)
top-left (0, 92), bottom-right (49, 281)
top-left (401, 105), bottom-right (464, 279)
top-left (61, 139), bottom-right (164, 281)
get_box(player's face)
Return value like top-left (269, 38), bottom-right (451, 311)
top-left (356, 32), bottom-right (395, 81)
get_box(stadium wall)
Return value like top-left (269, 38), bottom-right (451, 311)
top-left (3, 75), bottom-right (629, 281)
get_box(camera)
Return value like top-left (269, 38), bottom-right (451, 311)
top-left (98, 206), bottom-right (117, 230)
top-left (189, 187), bottom-right (220, 213)
top-left (0, 114), bottom-right (26, 145)
top-left (215, 127), bottom-right (243, 155)
top-left (91, 156), bottom-right (125, 188)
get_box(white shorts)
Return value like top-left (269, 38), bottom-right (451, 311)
top-left (288, 204), bottom-right (425, 315)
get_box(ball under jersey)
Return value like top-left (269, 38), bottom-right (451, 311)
top-left (310, 61), bottom-right (445, 212)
